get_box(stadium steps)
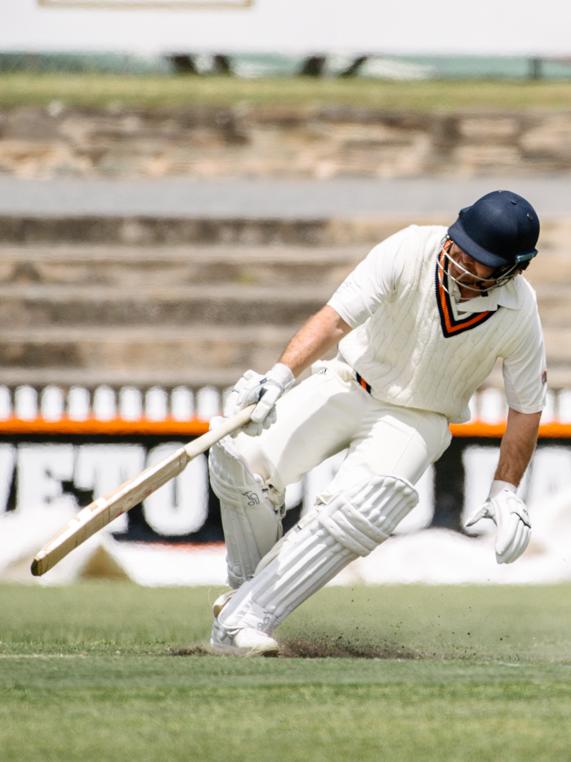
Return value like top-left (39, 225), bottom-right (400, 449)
top-left (0, 283), bottom-right (328, 326)
top-left (0, 325), bottom-right (293, 375)
top-left (0, 244), bottom-right (361, 288)
top-left (0, 243), bottom-right (348, 389)
top-left (0, 243), bottom-right (569, 390)
top-left (0, 366), bottom-right (249, 391)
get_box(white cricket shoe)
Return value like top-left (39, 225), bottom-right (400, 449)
top-left (211, 589), bottom-right (236, 619)
top-left (210, 620), bottom-right (279, 657)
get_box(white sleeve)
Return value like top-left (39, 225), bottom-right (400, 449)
top-left (502, 306), bottom-right (547, 414)
top-left (327, 227), bottom-right (409, 328)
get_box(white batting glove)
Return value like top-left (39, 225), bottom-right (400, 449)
top-left (465, 480), bottom-right (531, 564)
top-left (225, 370), bottom-right (264, 417)
top-left (225, 363), bottom-right (295, 436)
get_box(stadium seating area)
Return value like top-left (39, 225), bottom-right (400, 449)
top-left (0, 226), bottom-right (569, 418)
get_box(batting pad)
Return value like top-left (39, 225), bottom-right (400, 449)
top-left (218, 475), bottom-right (418, 634)
top-left (208, 436), bottom-right (283, 588)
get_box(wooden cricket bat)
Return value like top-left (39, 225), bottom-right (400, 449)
top-left (30, 404), bottom-right (255, 577)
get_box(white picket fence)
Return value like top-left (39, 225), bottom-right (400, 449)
top-left (0, 384), bottom-right (223, 423)
top-left (0, 384), bottom-right (568, 425)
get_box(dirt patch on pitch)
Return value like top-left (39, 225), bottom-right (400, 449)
top-left (169, 645), bottom-right (212, 656)
top-left (169, 639), bottom-right (419, 659)
top-left (280, 637), bottom-right (420, 659)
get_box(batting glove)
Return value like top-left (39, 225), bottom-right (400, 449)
top-left (465, 480), bottom-right (531, 564)
top-left (226, 363), bottom-right (295, 436)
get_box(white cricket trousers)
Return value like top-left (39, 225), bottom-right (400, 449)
top-left (234, 359), bottom-right (452, 497)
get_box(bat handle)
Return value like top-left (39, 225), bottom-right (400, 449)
top-left (183, 403), bottom-right (256, 460)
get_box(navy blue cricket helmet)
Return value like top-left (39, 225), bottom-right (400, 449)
top-left (448, 190), bottom-right (540, 270)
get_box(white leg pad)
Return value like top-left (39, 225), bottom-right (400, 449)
top-left (217, 474), bottom-right (418, 634)
top-left (209, 435), bottom-right (284, 588)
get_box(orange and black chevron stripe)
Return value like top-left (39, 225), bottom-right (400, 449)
top-left (435, 251), bottom-right (497, 338)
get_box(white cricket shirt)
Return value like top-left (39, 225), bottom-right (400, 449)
top-left (328, 225), bottom-right (546, 423)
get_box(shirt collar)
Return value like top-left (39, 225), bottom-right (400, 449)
top-left (453, 279), bottom-right (521, 314)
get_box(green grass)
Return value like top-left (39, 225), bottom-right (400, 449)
top-left (1, 583), bottom-right (570, 761)
top-left (1, 73), bottom-right (571, 110)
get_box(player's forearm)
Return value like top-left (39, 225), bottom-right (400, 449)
top-left (278, 305), bottom-right (352, 377)
top-left (494, 408), bottom-right (541, 487)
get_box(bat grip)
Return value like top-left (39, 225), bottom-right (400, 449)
top-left (183, 403), bottom-right (256, 459)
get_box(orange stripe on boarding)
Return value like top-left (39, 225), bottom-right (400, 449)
top-left (451, 421), bottom-right (571, 438)
top-left (0, 417), bottom-right (210, 436)
top-left (0, 417), bottom-right (569, 439)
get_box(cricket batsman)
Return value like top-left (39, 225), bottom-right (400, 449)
top-left (208, 190), bottom-right (546, 656)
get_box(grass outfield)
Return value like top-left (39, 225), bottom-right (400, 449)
top-left (1, 73), bottom-right (571, 110)
top-left (1, 583), bottom-right (570, 761)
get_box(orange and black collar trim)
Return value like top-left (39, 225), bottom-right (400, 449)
top-left (435, 251), bottom-right (497, 338)
top-left (356, 372), bottom-right (372, 394)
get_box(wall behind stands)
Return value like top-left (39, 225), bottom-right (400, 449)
top-left (2, 384), bottom-right (571, 552)
top-left (2, 0), bottom-right (571, 57)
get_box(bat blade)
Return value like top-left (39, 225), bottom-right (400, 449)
top-left (30, 446), bottom-right (188, 576)
top-left (30, 404), bottom-right (254, 577)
